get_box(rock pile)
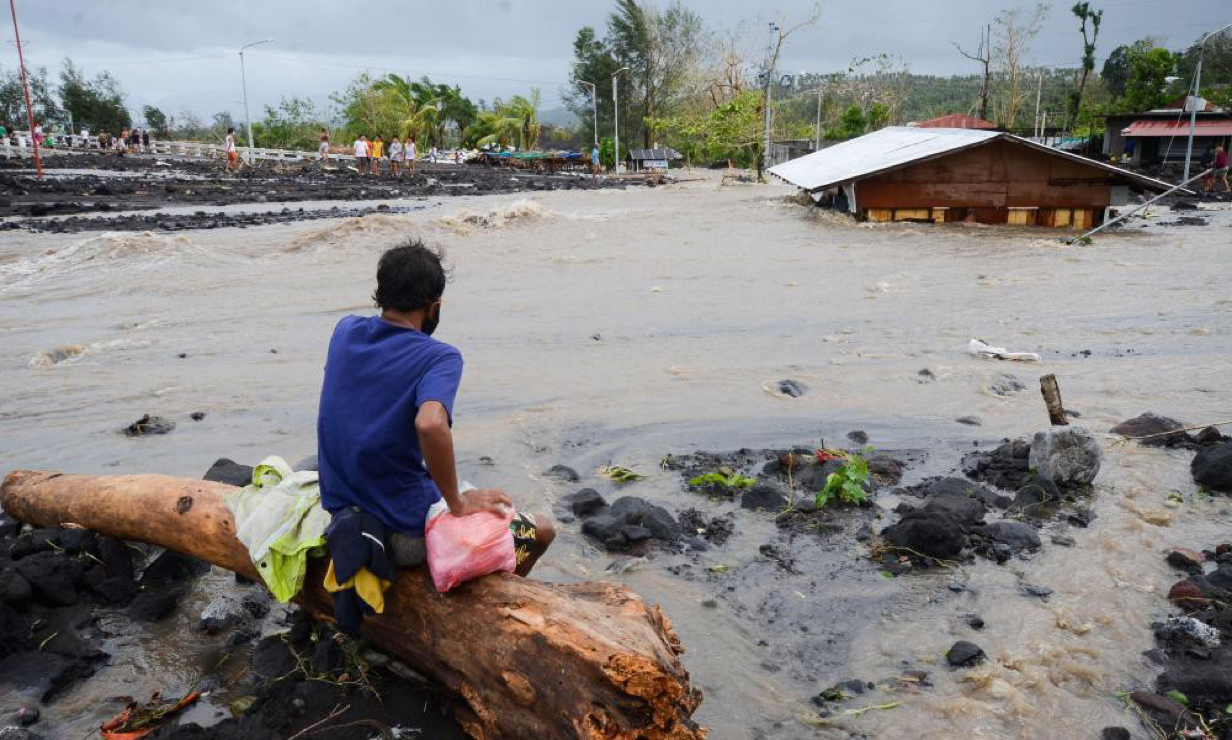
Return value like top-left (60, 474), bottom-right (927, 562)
top-left (563, 491), bottom-right (682, 552)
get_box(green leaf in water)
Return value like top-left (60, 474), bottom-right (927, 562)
top-left (1165, 689), bottom-right (1189, 706)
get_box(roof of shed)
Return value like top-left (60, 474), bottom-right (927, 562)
top-left (768, 126), bottom-right (1178, 193)
top-left (628, 148), bottom-right (682, 160)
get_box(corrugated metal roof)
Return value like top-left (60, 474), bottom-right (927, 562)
top-left (628, 148), bottom-right (682, 160)
top-left (768, 126), bottom-right (1179, 193)
top-left (1122, 119), bottom-right (1232, 137)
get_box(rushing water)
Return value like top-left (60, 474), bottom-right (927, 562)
top-left (1, 174), bottom-right (1230, 738)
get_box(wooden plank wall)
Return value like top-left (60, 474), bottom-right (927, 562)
top-left (855, 140), bottom-right (1115, 221)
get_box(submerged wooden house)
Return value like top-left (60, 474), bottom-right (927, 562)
top-left (769, 127), bottom-right (1177, 228)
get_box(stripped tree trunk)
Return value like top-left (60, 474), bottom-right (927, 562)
top-left (0, 470), bottom-right (705, 740)
top-left (1039, 374), bottom-right (1069, 426)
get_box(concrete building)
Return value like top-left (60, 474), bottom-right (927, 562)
top-left (769, 126), bottom-right (1177, 228)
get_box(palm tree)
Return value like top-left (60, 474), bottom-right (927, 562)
top-left (373, 74), bottom-right (440, 143)
top-left (477, 89), bottom-right (541, 150)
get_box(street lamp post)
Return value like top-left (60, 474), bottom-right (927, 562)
top-left (800, 84), bottom-right (825, 151)
top-left (573, 79), bottom-right (598, 149)
top-left (1183, 23), bottom-right (1232, 182)
top-left (612, 66), bottom-right (630, 174)
top-left (239, 38), bottom-right (275, 164)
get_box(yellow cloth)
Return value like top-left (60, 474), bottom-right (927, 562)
top-left (372, 141), bottom-right (384, 158)
top-left (323, 560), bottom-right (391, 614)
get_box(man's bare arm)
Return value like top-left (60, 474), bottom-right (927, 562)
top-left (415, 401), bottom-right (510, 517)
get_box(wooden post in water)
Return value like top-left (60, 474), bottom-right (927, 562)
top-left (1040, 374), bottom-right (1069, 426)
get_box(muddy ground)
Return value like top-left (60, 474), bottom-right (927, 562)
top-left (5, 414), bottom-right (1231, 738)
top-left (0, 458), bottom-right (469, 740)
top-left (0, 152), bottom-right (648, 233)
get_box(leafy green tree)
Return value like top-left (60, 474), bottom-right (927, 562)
top-left (1101, 40), bottom-right (1154, 99)
top-left (649, 89), bottom-right (764, 168)
top-left (866, 103), bottom-right (890, 132)
top-left (564, 27), bottom-right (620, 144)
top-left (1176, 29), bottom-right (1232, 109)
top-left (567, 0), bottom-right (706, 149)
top-left (142, 105), bottom-right (169, 136)
top-left (0, 64), bottom-right (59, 129)
top-left (58, 59), bottom-right (129, 133)
top-left (825, 105), bottom-right (868, 140)
top-left (252, 97), bottom-right (324, 150)
top-left (1120, 46), bottom-right (1175, 112)
top-left (475, 91), bottom-right (542, 150)
top-left (598, 136), bottom-right (616, 169)
top-left (331, 72), bottom-right (405, 142)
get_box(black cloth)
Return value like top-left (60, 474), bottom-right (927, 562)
top-left (325, 507), bottom-right (394, 633)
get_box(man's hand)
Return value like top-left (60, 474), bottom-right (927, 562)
top-left (451, 488), bottom-right (512, 518)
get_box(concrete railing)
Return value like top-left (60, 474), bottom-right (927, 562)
top-left (0, 132), bottom-right (371, 164)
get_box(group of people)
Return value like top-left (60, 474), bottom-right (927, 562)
top-left (346, 133), bottom-right (420, 176)
top-left (109, 127), bottom-right (153, 154)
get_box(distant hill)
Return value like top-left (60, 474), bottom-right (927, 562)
top-left (540, 106), bottom-right (579, 129)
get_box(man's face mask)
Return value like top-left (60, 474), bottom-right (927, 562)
top-left (422, 301), bottom-right (442, 336)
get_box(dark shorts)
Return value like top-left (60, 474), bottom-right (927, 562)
top-left (390, 511), bottom-right (539, 568)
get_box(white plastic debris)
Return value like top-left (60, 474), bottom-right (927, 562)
top-left (968, 338), bottom-right (1040, 362)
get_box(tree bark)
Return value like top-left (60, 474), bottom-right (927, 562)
top-left (1039, 374), bottom-right (1069, 426)
top-left (0, 470), bottom-right (705, 740)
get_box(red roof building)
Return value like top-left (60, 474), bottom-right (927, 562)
top-left (915, 114), bottom-right (999, 130)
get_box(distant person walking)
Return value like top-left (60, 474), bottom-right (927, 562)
top-left (406, 137), bottom-right (417, 176)
top-left (142, 128), bottom-right (150, 153)
top-left (130, 128), bottom-right (141, 154)
top-left (225, 127), bottom-right (239, 172)
top-left (388, 136), bottom-right (403, 176)
top-left (1207, 145), bottom-right (1230, 194)
top-left (590, 145), bottom-right (600, 175)
top-left (371, 135), bottom-right (385, 175)
top-left (318, 128), bottom-right (330, 161)
top-left (353, 135), bottom-right (370, 175)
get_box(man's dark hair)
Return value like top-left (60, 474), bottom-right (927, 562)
top-left (227, 127), bottom-right (235, 134)
top-left (373, 240), bottom-right (448, 312)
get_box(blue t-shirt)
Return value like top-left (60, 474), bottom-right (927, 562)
top-left (317, 315), bottom-right (463, 535)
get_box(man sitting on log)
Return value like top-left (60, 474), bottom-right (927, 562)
top-left (317, 240), bottom-right (555, 576)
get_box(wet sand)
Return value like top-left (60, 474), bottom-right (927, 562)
top-left (2, 172), bottom-right (1231, 737)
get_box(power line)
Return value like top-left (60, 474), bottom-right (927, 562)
top-left (246, 51), bottom-right (568, 87)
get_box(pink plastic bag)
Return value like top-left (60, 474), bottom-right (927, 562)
top-left (424, 505), bottom-right (516, 593)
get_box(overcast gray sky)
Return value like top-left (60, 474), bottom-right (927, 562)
top-left (12, 0), bottom-right (1229, 125)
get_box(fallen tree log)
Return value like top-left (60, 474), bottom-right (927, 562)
top-left (0, 470), bottom-right (704, 740)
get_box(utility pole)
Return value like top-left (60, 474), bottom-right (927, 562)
top-left (762, 22), bottom-right (778, 173)
top-left (814, 85), bottom-right (823, 150)
top-left (239, 38), bottom-right (275, 165)
top-left (573, 79), bottom-right (598, 149)
top-left (8, 0), bottom-right (40, 178)
top-left (1034, 70), bottom-right (1043, 139)
top-left (612, 67), bottom-right (629, 174)
top-left (1184, 24), bottom-right (1232, 182)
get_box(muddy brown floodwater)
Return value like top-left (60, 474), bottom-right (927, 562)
top-left (1, 171), bottom-right (1231, 738)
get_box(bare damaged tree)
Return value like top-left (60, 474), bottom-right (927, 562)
top-left (954, 24), bottom-right (992, 120)
top-left (704, 28), bottom-right (754, 108)
top-left (1067, 2), bottom-right (1103, 132)
top-left (991, 4), bottom-right (1049, 130)
top-left (759, 1), bottom-right (822, 179)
